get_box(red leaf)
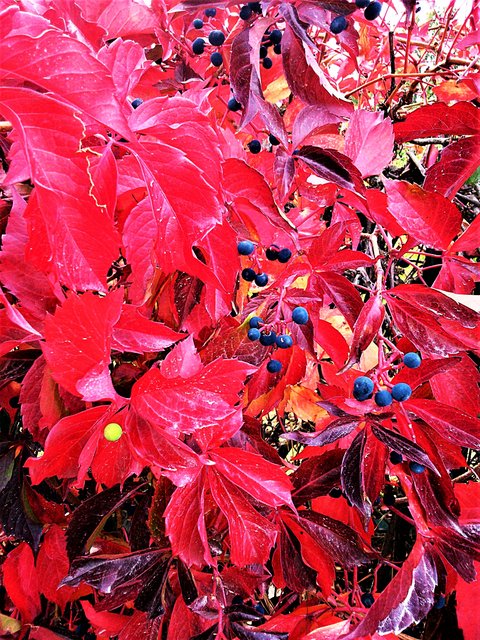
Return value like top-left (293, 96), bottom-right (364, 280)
top-left (131, 337), bottom-right (254, 449)
top-left (2, 542), bottom-right (41, 623)
top-left (344, 110), bottom-right (394, 178)
top-left (112, 305), bottom-right (183, 353)
top-left (208, 470), bottom-right (277, 566)
top-left (430, 353), bottom-right (480, 418)
top-left (316, 272), bottom-right (363, 329)
top-left (344, 295), bottom-right (384, 368)
top-left (424, 135), bottom-right (480, 199)
top-left (282, 24), bottom-right (353, 113)
top-left (222, 158), bottom-right (295, 246)
top-left (394, 102), bottom-right (480, 142)
top-left (37, 526), bottom-right (90, 608)
top-left (0, 7), bottom-right (130, 136)
top-left (343, 542), bottom-right (439, 637)
top-left (291, 449), bottom-right (344, 504)
top-left (164, 473), bottom-right (213, 567)
top-left (43, 292), bottom-right (122, 402)
top-left (0, 88), bottom-right (121, 291)
top-left (384, 179), bottom-right (462, 250)
top-left (210, 447), bottom-right (293, 508)
top-left (406, 399), bottom-right (480, 449)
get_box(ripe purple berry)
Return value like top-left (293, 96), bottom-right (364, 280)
top-left (292, 306), bottom-right (309, 324)
top-left (391, 382), bottom-right (412, 402)
top-left (364, 1), bottom-right (382, 20)
top-left (267, 359), bottom-right (282, 373)
top-left (330, 15), bottom-right (348, 34)
top-left (237, 240), bottom-right (255, 255)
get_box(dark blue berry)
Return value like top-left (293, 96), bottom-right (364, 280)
top-left (391, 382), bottom-right (412, 402)
top-left (277, 248), bottom-right (291, 263)
top-left (276, 334), bottom-right (293, 349)
top-left (248, 2), bottom-right (262, 14)
top-left (330, 15), bottom-right (348, 34)
top-left (248, 139), bottom-right (261, 154)
top-left (192, 38), bottom-right (205, 54)
top-left (353, 376), bottom-right (374, 401)
top-left (249, 316), bottom-right (264, 329)
top-left (273, 43), bottom-right (281, 54)
top-left (375, 390), bottom-right (393, 407)
top-left (292, 306), bottom-right (309, 324)
top-left (266, 246), bottom-right (279, 260)
top-left (255, 602), bottom-right (267, 615)
top-left (131, 98), bottom-right (143, 109)
top-left (435, 595), bottom-right (446, 609)
top-left (204, 7), bottom-right (216, 17)
top-left (193, 18), bottom-right (204, 29)
top-left (210, 52), bottom-right (223, 66)
top-left (237, 240), bottom-right (255, 255)
top-left (389, 451), bottom-right (403, 465)
top-left (329, 487), bottom-right (342, 498)
top-left (248, 328), bottom-right (261, 341)
top-left (242, 268), bottom-right (256, 282)
top-left (267, 359), bottom-right (282, 373)
top-left (365, 1), bottom-right (382, 20)
top-left (259, 331), bottom-right (276, 346)
top-left (255, 273), bottom-right (268, 287)
top-left (232, 595), bottom-right (244, 605)
top-left (270, 29), bottom-right (282, 44)
top-left (403, 352), bottom-right (421, 369)
top-left (228, 97), bottom-right (241, 112)
top-left (355, 0), bottom-right (370, 7)
top-left (239, 5), bottom-right (252, 19)
top-left (409, 462), bottom-right (426, 474)
top-left (361, 593), bottom-right (375, 608)
top-left (208, 30), bottom-right (225, 46)
top-left (269, 134), bottom-right (280, 146)
top-left (259, 46), bottom-right (268, 59)
top-left (262, 57), bottom-right (273, 69)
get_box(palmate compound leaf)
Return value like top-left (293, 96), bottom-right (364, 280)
top-left (131, 336), bottom-right (256, 450)
top-left (342, 542), bottom-right (441, 638)
top-left (0, 88), bottom-right (121, 292)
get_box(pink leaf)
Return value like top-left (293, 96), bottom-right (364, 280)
top-left (344, 110), bottom-right (394, 178)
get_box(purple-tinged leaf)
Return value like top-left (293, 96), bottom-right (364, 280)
top-left (62, 550), bottom-right (164, 593)
top-left (341, 429), bottom-right (371, 522)
top-left (371, 424), bottom-right (439, 475)
top-left (231, 623), bottom-right (288, 640)
top-left (66, 482), bottom-right (142, 561)
top-left (292, 449), bottom-right (344, 503)
top-left (296, 510), bottom-right (371, 568)
top-left (296, 146), bottom-right (364, 192)
top-left (282, 417), bottom-right (358, 447)
top-left (343, 543), bottom-right (440, 638)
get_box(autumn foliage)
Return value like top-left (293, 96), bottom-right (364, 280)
top-left (0, 0), bottom-right (479, 638)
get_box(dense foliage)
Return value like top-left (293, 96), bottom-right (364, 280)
top-left (0, 0), bottom-right (479, 638)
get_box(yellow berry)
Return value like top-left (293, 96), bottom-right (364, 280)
top-left (103, 422), bottom-right (123, 442)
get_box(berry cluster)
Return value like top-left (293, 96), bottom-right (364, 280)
top-left (191, 9), bottom-right (226, 67)
top-left (330, 1), bottom-right (382, 34)
top-left (389, 451), bottom-right (426, 474)
top-left (247, 305), bottom-right (309, 373)
top-left (353, 351), bottom-right (421, 405)
top-left (238, 240), bottom-right (291, 286)
top-left (247, 133), bottom-right (280, 154)
top-left (258, 27), bottom-right (282, 69)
